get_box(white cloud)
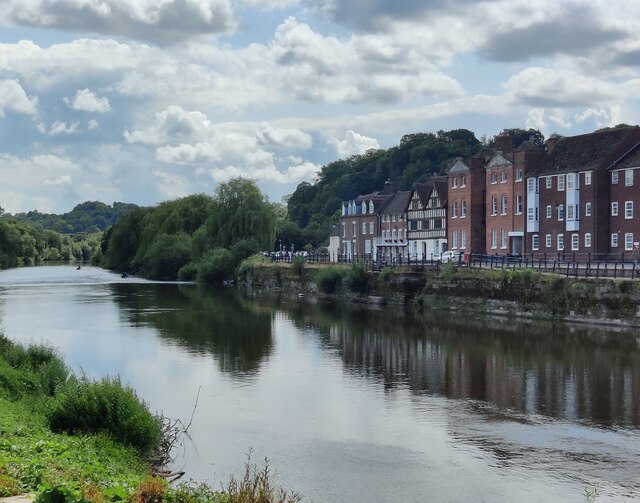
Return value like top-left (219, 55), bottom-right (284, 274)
top-left (0, 80), bottom-right (38, 117)
top-left (88, 119), bottom-right (99, 130)
top-left (0, 0), bottom-right (238, 44)
top-left (43, 174), bottom-right (73, 186)
top-left (37, 120), bottom-right (79, 135)
top-left (64, 89), bottom-right (111, 112)
top-left (124, 105), bottom-right (212, 145)
top-left (331, 130), bottom-right (380, 159)
top-left (256, 123), bottom-right (312, 149)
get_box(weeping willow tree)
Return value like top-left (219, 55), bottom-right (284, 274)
top-left (205, 178), bottom-right (276, 251)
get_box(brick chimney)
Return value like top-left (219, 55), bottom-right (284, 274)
top-left (545, 136), bottom-right (561, 152)
top-left (494, 132), bottom-right (512, 153)
top-left (381, 180), bottom-right (397, 194)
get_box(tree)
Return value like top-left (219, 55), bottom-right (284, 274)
top-left (206, 178), bottom-right (276, 250)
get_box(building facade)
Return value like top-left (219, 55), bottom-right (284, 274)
top-left (407, 177), bottom-right (448, 260)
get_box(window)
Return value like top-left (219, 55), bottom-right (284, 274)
top-left (558, 204), bottom-right (564, 221)
top-left (461, 200), bottom-right (467, 217)
top-left (546, 177), bottom-right (552, 189)
top-left (501, 195), bottom-right (507, 215)
top-left (546, 234), bottom-right (552, 248)
top-left (528, 207), bottom-right (535, 222)
top-left (392, 229), bottom-right (397, 240)
top-left (361, 202), bottom-right (367, 213)
top-left (452, 177), bottom-right (458, 188)
top-left (461, 230), bottom-right (467, 249)
top-left (342, 223), bottom-right (345, 238)
top-left (491, 229), bottom-right (497, 249)
top-left (532, 235), bottom-right (539, 250)
top-left (611, 233), bottom-right (618, 248)
top-left (585, 172), bottom-right (592, 185)
top-left (612, 202), bottom-right (618, 216)
top-left (516, 169), bottom-right (523, 182)
top-left (557, 234), bottom-right (564, 251)
top-left (625, 233), bottom-right (634, 251)
top-left (501, 171), bottom-right (507, 183)
top-left (529, 178), bottom-right (537, 192)
top-left (392, 214), bottom-right (397, 222)
top-left (462, 176), bottom-right (467, 187)
top-left (625, 201), bottom-right (633, 219)
top-left (546, 205), bottom-right (552, 218)
top-left (558, 175), bottom-right (565, 191)
top-left (369, 222), bottom-right (374, 234)
top-left (452, 200), bottom-right (458, 218)
top-left (365, 240), bottom-right (371, 254)
top-left (625, 169), bottom-right (633, 186)
top-left (567, 205), bottom-right (574, 220)
top-left (491, 197), bottom-right (497, 216)
top-left (362, 222), bottom-right (367, 235)
top-left (369, 202), bottom-right (374, 214)
top-left (585, 202), bottom-right (592, 216)
top-left (501, 229), bottom-right (507, 249)
top-left (452, 230), bottom-right (458, 249)
top-left (585, 233), bottom-right (591, 248)
top-left (612, 171), bottom-right (619, 184)
top-left (516, 195), bottom-right (523, 215)
top-left (352, 222), bottom-right (356, 237)
top-left (571, 234), bottom-right (579, 251)
top-left (491, 172), bottom-right (497, 184)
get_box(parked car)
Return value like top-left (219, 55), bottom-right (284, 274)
top-left (440, 250), bottom-right (464, 264)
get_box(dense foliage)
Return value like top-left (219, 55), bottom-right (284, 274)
top-left (0, 217), bottom-right (102, 268)
top-left (8, 201), bottom-right (138, 234)
top-left (100, 178), bottom-right (277, 282)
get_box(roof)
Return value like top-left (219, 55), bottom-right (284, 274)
top-left (530, 126), bottom-right (640, 176)
top-left (380, 191), bottom-right (411, 215)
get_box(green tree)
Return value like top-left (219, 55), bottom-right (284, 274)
top-left (140, 233), bottom-right (192, 280)
top-left (205, 178), bottom-right (276, 250)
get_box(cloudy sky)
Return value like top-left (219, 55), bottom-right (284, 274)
top-left (1, 0), bottom-right (639, 213)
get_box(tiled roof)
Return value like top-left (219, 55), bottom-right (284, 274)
top-left (381, 191), bottom-right (411, 214)
top-left (531, 126), bottom-right (640, 176)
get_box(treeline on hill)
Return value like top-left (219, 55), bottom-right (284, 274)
top-left (0, 215), bottom-right (102, 268)
top-left (99, 178), bottom-right (277, 283)
top-left (279, 128), bottom-right (544, 251)
top-left (9, 201), bottom-right (138, 234)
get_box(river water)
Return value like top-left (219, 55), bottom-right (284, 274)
top-left (0, 265), bottom-right (638, 502)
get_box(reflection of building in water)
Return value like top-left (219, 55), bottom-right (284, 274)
top-left (327, 323), bottom-right (640, 427)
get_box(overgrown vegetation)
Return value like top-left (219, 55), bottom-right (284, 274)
top-left (0, 333), bottom-right (303, 502)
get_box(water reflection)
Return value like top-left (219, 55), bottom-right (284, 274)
top-left (251, 295), bottom-right (640, 428)
top-left (110, 283), bottom-right (274, 375)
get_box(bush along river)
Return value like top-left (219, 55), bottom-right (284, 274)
top-left (0, 265), bottom-right (639, 502)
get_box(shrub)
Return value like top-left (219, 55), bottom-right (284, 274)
top-left (345, 261), bottom-right (368, 294)
top-left (140, 233), bottom-right (193, 281)
top-left (46, 375), bottom-right (162, 455)
top-left (197, 248), bottom-right (234, 285)
top-left (316, 266), bottom-right (345, 294)
top-left (291, 255), bottom-right (305, 278)
top-left (178, 262), bottom-right (198, 281)
top-left (230, 239), bottom-right (261, 268)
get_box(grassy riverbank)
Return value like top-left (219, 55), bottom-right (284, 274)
top-left (0, 335), bottom-right (301, 503)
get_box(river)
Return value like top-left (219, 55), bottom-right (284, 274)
top-left (0, 265), bottom-right (638, 502)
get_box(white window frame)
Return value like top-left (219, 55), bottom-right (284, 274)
top-left (584, 172), bottom-right (592, 185)
top-left (545, 234), bottom-right (552, 248)
top-left (585, 233), bottom-right (591, 248)
top-left (625, 233), bottom-right (634, 251)
top-left (625, 201), bottom-right (633, 219)
top-left (612, 201), bottom-right (618, 216)
top-left (452, 177), bottom-right (458, 189)
top-left (546, 205), bottom-right (552, 219)
top-left (585, 202), bottom-right (591, 216)
top-left (461, 230), bottom-right (466, 249)
top-left (558, 175), bottom-right (565, 191)
top-left (362, 222), bottom-right (367, 235)
top-left (611, 233), bottom-right (618, 248)
top-left (501, 171), bottom-right (507, 183)
top-left (612, 171), bottom-right (619, 184)
top-left (546, 177), bottom-right (552, 189)
top-left (625, 169), bottom-right (633, 187)
top-left (532, 235), bottom-right (539, 251)
top-left (571, 233), bottom-right (579, 251)
top-left (461, 176), bottom-right (466, 187)
top-left (567, 205), bottom-right (574, 221)
top-left (516, 194), bottom-right (523, 215)
top-left (452, 200), bottom-right (458, 218)
top-left (491, 172), bottom-right (497, 184)
top-left (557, 234), bottom-right (564, 251)
top-left (501, 195), bottom-right (507, 215)
top-left (491, 229), bottom-right (497, 249)
top-left (452, 230), bottom-right (458, 249)
top-left (501, 229), bottom-right (507, 249)
top-left (567, 173), bottom-right (575, 190)
top-left (461, 200), bottom-right (466, 218)
top-left (369, 222), bottom-right (374, 234)
top-left (558, 204), bottom-right (564, 221)
top-left (491, 197), bottom-right (497, 216)
top-left (516, 169), bottom-right (523, 182)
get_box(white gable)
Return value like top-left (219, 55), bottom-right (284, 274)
top-left (487, 152), bottom-right (512, 168)
top-left (448, 158), bottom-right (470, 174)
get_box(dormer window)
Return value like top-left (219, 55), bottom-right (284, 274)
top-left (369, 201), bottom-right (374, 213)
